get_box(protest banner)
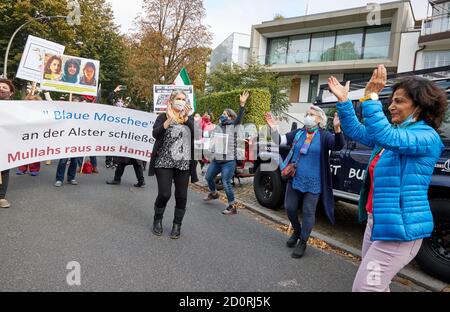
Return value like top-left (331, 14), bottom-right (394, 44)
top-left (40, 54), bottom-right (100, 97)
top-left (16, 35), bottom-right (65, 82)
top-left (0, 101), bottom-right (157, 172)
top-left (153, 85), bottom-right (194, 114)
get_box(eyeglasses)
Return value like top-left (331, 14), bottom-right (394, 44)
top-left (304, 112), bottom-right (319, 118)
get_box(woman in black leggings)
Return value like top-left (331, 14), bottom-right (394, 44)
top-left (148, 90), bottom-right (198, 239)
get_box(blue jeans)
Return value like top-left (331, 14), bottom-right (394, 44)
top-left (0, 170), bottom-right (10, 199)
top-left (284, 181), bottom-right (320, 241)
top-left (56, 158), bottom-right (81, 182)
top-left (205, 160), bottom-right (236, 205)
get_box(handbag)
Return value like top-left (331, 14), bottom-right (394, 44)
top-left (82, 161), bottom-right (93, 174)
top-left (281, 134), bottom-right (303, 179)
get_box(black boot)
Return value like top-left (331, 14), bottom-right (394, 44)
top-left (153, 219), bottom-right (163, 236)
top-left (152, 206), bottom-right (165, 236)
top-left (170, 223), bottom-right (181, 239)
top-left (286, 230), bottom-right (300, 248)
top-left (292, 239), bottom-right (307, 259)
top-left (106, 179), bottom-right (121, 185)
top-left (134, 180), bottom-right (146, 188)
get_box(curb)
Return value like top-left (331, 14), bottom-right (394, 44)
top-left (239, 198), bottom-right (449, 292)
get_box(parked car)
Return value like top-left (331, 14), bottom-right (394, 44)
top-left (252, 66), bottom-right (450, 282)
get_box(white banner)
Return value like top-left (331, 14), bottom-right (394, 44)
top-left (153, 85), bottom-right (194, 114)
top-left (16, 35), bottom-right (65, 82)
top-left (0, 101), bottom-right (157, 171)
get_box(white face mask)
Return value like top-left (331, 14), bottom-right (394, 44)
top-left (172, 100), bottom-right (185, 111)
top-left (304, 115), bottom-right (318, 129)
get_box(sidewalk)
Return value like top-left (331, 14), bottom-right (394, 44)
top-left (193, 176), bottom-right (450, 292)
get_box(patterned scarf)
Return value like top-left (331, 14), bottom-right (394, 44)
top-left (299, 127), bottom-right (318, 155)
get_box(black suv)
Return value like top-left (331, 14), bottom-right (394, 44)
top-left (252, 67), bottom-right (450, 283)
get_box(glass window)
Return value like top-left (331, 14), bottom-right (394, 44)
top-left (309, 32), bottom-right (335, 62)
top-left (364, 26), bottom-right (391, 59)
top-left (308, 74), bottom-right (319, 103)
top-left (439, 104), bottom-right (450, 143)
top-left (335, 28), bottom-right (363, 61)
top-left (238, 47), bottom-right (249, 66)
top-left (343, 73), bottom-right (373, 81)
top-left (287, 34), bottom-right (310, 64)
top-left (268, 38), bottom-right (288, 65)
top-left (424, 51), bottom-right (450, 69)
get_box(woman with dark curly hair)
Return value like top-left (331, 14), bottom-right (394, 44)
top-left (43, 55), bottom-right (62, 81)
top-left (61, 58), bottom-right (81, 84)
top-left (80, 62), bottom-right (97, 86)
top-left (328, 65), bottom-right (447, 292)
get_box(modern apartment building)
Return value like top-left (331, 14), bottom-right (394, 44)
top-left (209, 32), bottom-right (251, 73)
top-left (249, 0), bottom-right (416, 115)
top-left (420, 0), bottom-right (450, 69)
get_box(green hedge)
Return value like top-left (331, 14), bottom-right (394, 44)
top-left (197, 89), bottom-right (270, 126)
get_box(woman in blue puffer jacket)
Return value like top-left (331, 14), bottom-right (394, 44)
top-left (328, 65), bottom-right (447, 292)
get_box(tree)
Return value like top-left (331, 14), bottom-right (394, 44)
top-left (206, 62), bottom-right (292, 115)
top-left (125, 0), bottom-right (211, 107)
top-left (0, 0), bottom-right (127, 99)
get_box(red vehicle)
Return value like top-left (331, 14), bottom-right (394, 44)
top-left (198, 124), bottom-right (257, 189)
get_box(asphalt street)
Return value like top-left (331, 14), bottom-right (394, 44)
top-left (0, 159), bottom-right (411, 292)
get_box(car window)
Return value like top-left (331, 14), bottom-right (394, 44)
top-left (439, 104), bottom-right (450, 144)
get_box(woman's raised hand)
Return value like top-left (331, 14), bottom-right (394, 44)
top-left (365, 64), bottom-right (387, 97)
top-left (327, 76), bottom-right (350, 103)
top-left (333, 112), bottom-right (341, 133)
top-left (265, 112), bottom-right (278, 130)
top-left (240, 91), bottom-right (250, 107)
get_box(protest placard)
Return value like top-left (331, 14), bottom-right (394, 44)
top-left (16, 35), bottom-right (65, 82)
top-left (40, 54), bottom-right (100, 97)
top-left (0, 101), bottom-right (157, 171)
top-left (153, 85), bottom-right (194, 114)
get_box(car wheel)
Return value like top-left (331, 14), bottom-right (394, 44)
top-left (253, 166), bottom-right (284, 209)
top-left (415, 198), bottom-right (450, 283)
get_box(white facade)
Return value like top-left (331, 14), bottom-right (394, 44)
top-left (398, 31), bottom-right (421, 72)
top-left (209, 33), bottom-right (251, 73)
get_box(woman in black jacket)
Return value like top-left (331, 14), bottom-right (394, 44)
top-left (148, 90), bottom-right (198, 239)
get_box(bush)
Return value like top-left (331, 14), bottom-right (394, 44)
top-left (197, 88), bottom-right (270, 126)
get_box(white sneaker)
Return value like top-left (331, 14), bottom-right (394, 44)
top-left (0, 199), bottom-right (11, 208)
top-left (54, 181), bottom-right (63, 187)
top-left (69, 180), bottom-right (78, 185)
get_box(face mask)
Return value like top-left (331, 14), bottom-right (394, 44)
top-left (406, 107), bottom-right (420, 123)
top-left (115, 99), bottom-right (124, 107)
top-left (172, 100), bottom-right (186, 111)
top-left (219, 115), bottom-right (228, 124)
top-left (304, 115), bottom-right (318, 129)
top-left (0, 91), bottom-right (11, 100)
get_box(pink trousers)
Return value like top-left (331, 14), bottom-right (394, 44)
top-left (352, 214), bottom-right (423, 292)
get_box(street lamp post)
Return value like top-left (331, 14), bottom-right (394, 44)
top-left (3, 15), bottom-right (68, 79)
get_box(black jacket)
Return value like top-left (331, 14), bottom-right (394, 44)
top-left (148, 114), bottom-right (199, 183)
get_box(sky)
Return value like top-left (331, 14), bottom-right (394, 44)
top-left (107, 0), bottom-right (429, 49)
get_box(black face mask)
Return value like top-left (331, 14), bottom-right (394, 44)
top-left (0, 91), bottom-right (11, 100)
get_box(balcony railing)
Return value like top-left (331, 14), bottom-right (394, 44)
top-left (422, 14), bottom-right (450, 36)
top-left (257, 45), bottom-right (390, 66)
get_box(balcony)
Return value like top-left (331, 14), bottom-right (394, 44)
top-left (420, 14), bottom-right (450, 44)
